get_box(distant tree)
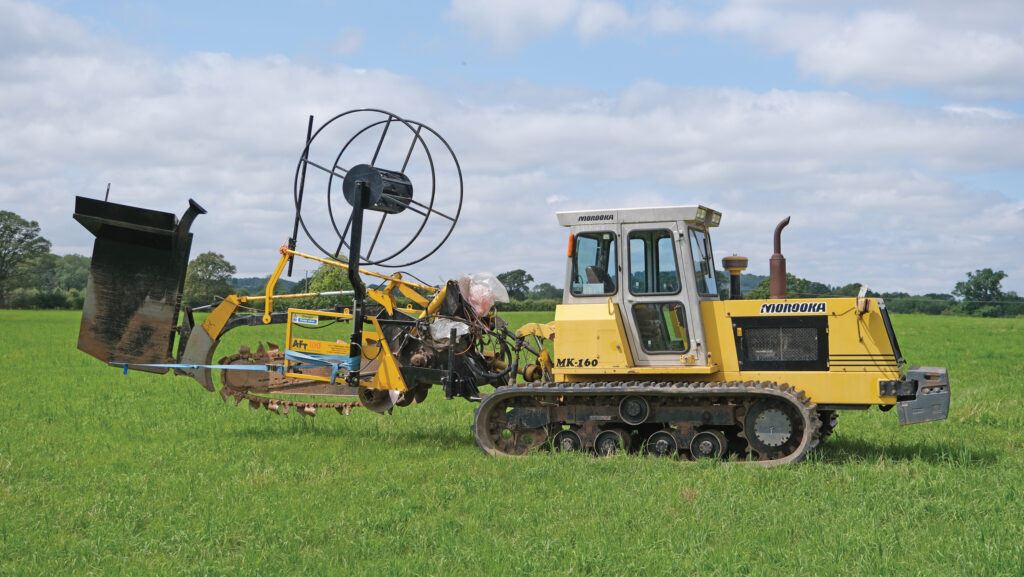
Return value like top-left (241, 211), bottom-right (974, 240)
top-left (1004, 292), bottom-right (1024, 317)
top-left (183, 252), bottom-right (237, 307)
top-left (10, 253), bottom-right (90, 294)
top-left (745, 273), bottom-right (821, 300)
top-left (715, 271), bottom-right (731, 299)
top-left (289, 276), bottom-right (312, 295)
top-left (498, 269), bottom-right (534, 301)
top-left (55, 254), bottom-right (90, 290)
top-left (0, 211), bottom-right (52, 307)
top-left (529, 282), bottom-right (563, 301)
top-left (16, 253), bottom-right (59, 291)
top-left (831, 283), bottom-right (864, 297)
top-left (953, 268), bottom-right (1007, 317)
top-left (297, 262), bottom-right (353, 310)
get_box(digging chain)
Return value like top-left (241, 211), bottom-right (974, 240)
top-left (217, 349), bottom-right (362, 417)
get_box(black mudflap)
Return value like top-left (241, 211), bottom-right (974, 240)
top-left (74, 196), bottom-right (205, 372)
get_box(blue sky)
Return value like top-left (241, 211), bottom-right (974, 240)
top-left (5, 0), bottom-right (1024, 293)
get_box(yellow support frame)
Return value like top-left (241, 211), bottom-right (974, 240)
top-left (283, 307), bottom-right (408, 392)
top-left (238, 247), bottom-right (439, 324)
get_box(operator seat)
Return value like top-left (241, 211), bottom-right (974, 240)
top-left (585, 266), bottom-right (615, 293)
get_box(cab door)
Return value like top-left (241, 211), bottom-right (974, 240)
top-left (620, 222), bottom-right (693, 367)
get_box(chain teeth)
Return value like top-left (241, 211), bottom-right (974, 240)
top-left (217, 344), bottom-right (364, 418)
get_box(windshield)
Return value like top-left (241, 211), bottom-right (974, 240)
top-left (570, 232), bottom-right (617, 296)
top-left (688, 228), bottom-right (718, 297)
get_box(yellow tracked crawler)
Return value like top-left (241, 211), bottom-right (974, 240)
top-left (73, 109), bottom-right (949, 465)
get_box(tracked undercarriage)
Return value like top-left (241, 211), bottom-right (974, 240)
top-left (473, 381), bottom-right (823, 466)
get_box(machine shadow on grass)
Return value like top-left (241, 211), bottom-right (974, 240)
top-left (229, 415), bottom-right (474, 451)
top-left (225, 416), bottom-right (998, 466)
top-left (810, 437), bottom-right (998, 467)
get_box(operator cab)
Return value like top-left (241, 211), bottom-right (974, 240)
top-left (556, 206), bottom-right (722, 367)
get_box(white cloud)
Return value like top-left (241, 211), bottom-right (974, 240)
top-left (448, 0), bottom-right (689, 50)
top-left (576, 1), bottom-right (630, 42)
top-left (448, 0), bottom-right (582, 51)
top-left (942, 105), bottom-right (1018, 120)
top-left (333, 28), bottom-right (364, 57)
top-left (3, 0), bottom-right (1024, 295)
top-left (647, 1), bottom-right (690, 34)
top-left (709, 1), bottom-right (1024, 96)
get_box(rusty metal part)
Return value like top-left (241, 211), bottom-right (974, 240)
top-left (472, 381), bottom-right (822, 466)
top-left (769, 216), bottom-right (790, 299)
top-left (74, 196), bottom-right (205, 371)
top-left (473, 396), bottom-right (548, 455)
top-left (218, 344), bottom-right (363, 417)
top-left (358, 387), bottom-right (400, 414)
top-left (521, 364), bottom-right (544, 382)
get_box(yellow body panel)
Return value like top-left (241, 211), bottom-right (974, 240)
top-left (552, 302), bottom-right (633, 375)
top-left (550, 297), bottom-right (901, 406)
top-left (700, 298), bottom-right (900, 404)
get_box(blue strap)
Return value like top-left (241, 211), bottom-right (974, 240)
top-left (111, 362), bottom-right (283, 373)
top-left (283, 350), bottom-right (360, 385)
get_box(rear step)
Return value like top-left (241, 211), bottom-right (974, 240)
top-left (74, 196), bottom-right (205, 372)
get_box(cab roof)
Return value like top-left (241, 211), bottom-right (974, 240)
top-left (555, 205), bottom-right (721, 228)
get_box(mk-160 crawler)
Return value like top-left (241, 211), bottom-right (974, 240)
top-left (73, 109), bottom-right (950, 465)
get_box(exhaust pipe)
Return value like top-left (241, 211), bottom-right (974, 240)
top-left (769, 216), bottom-right (790, 299)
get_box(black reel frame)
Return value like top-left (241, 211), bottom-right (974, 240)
top-left (286, 109), bottom-right (464, 385)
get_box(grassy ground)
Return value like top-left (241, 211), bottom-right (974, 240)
top-left (1, 310), bottom-right (1022, 576)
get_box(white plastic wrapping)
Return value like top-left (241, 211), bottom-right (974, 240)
top-left (430, 318), bottom-right (471, 342)
top-left (456, 272), bottom-right (510, 316)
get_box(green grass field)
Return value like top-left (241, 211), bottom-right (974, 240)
top-left (1, 310), bottom-right (1022, 576)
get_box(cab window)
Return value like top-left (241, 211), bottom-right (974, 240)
top-left (628, 229), bottom-right (680, 295)
top-left (632, 302), bottom-right (690, 353)
top-left (688, 228), bottom-right (718, 297)
top-left (570, 232), bottom-right (617, 296)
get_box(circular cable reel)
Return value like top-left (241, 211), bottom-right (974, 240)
top-left (293, 109), bottom-right (464, 268)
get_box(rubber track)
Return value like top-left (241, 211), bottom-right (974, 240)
top-left (472, 380), bottom-right (822, 466)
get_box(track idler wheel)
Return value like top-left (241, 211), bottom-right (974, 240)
top-left (689, 430), bottom-right (728, 460)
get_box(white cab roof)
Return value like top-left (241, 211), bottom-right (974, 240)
top-left (555, 205), bottom-right (719, 227)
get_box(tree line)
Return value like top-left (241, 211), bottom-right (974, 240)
top-left (730, 269), bottom-right (1024, 317)
top-left (1, 210), bottom-right (1022, 317)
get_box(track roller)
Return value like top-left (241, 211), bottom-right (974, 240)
top-left (689, 430), bottom-right (728, 460)
top-left (595, 428), bottom-right (631, 456)
top-left (644, 430), bottom-right (679, 458)
top-left (553, 429), bottom-right (584, 452)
